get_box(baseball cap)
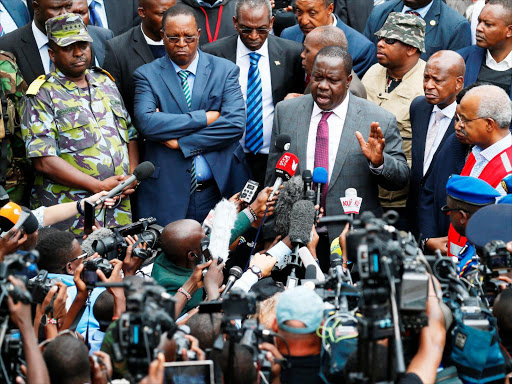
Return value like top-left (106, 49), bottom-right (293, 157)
top-left (276, 285), bottom-right (323, 334)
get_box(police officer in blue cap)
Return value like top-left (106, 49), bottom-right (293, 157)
top-left (444, 175), bottom-right (501, 278)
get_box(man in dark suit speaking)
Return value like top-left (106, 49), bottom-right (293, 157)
top-left (265, 46), bottom-right (409, 240)
top-left (202, 0), bottom-right (303, 186)
top-left (133, 4), bottom-right (250, 225)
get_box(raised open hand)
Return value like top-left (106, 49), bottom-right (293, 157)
top-left (356, 122), bottom-right (386, 167)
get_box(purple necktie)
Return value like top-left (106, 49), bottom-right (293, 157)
top-left (314, 111), bottom-right (332, 210)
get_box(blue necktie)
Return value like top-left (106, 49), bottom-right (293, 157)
top-left (245, 52), bottom-right (263, 154)
top-left (89, 0), bottom-right (103, 27)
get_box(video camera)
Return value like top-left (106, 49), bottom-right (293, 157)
top-left (92, 218), bottom-right (163, 261)
top-left (26, 269), bottom-right (58, 304)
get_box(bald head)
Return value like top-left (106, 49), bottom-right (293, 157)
top-left (423, 50), bottom-right (465, 108)
top-left (161, 219), bottom-right (204, 267)
top-left (301, 25), bottom-right (349, 75)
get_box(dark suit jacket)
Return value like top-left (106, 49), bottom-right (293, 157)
top-left (1, 0), bottom-right (30, 29)
top-left (364, 0), bottom-right (471, 61)
top-left (201, 34), bottom-right (304, 105)
top-left (133, 51), bottom-right (250, 226)
top-left (418, 132), bottom-right (469, 239)
top-left (280, 16), bottom-right (376, 78)
top-left (104, 0), bottom-right (140, 36)
top-left (88, 25), bottom-right (114, 67)
top-left (335, 0), bottom-right (373, 33)
top-left (103, 25), bottom-right (155, 118)
top-left (407, 96), bottom-right (454, 237)
top-left (264, 93), bottom-right (409, 240)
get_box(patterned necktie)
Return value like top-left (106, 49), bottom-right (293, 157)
top-left (405, 10), bottom-right (421, 17)
top-left (245, 52), bottom-right (263, 154)
top-left (89, 0), bottom-right (103, 27)
top-left (315, 111), bottom-right (333, 209)
top-left (178, 70), bottom-right (192, 110)
top-left (423, 110), bottom-right (445, 169)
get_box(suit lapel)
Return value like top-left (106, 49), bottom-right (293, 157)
top-left (330, 95), bottom-right (361, 186)
top-left (1, 0), bottom-right (30, 26)
top-left (191, 52), bottom-right (211, 111)
top-left (160, 58), bottom-right (189, 113)
top-left (424, 0), bottom-right (441, 37)
top-left (417, 101), bottom-right (434, 169)
top-left (133, 26), bottom-right (155, 64)
top-left (20, 25), bottom-right (44, 80)
top-left (296, 96), bottom-right (314, 166)
top-left (268, 35), bottom-right (284, 105)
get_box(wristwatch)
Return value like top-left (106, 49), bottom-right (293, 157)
top-left (249, 265), bottom-right (262, 280)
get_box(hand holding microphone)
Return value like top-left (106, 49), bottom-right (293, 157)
top-left (269, 152), bottom-right (299, 201)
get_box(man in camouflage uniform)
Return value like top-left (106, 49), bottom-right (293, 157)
top-left (361, 12), bottom-right (426, 221)
top-left (21, 14), bottom-right (139, 234)
top-left (0, 52), bottom-right (31, 204)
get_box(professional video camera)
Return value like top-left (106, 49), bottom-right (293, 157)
top-left (110, 280), bottom-right (176, 383)
top-left (92, 218), bottom-right (163, 261)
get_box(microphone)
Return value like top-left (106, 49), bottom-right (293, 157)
top-left (95, 161), bottom-right (155, 205)
top-left (208, 199), bottom-right (238, 261)
top-left (269, 152), bottom-right (299, 201)
top-left (274, 176), bottom-right (304, 238)
top-left (298, 247), bottom-right (325, 281)
top-left (220, 266), bottom-right (243, 298)
top-left (84, 227), bottom-right (115, 256)
top-left (275, 134), bottom-right (291, 152)
top-left (312, 167), bottom-right (328, 208)
top-left (340, 188), bottom-right (362, 215)
top-left (304, 264), bottom-right (317, 280)
top-left (318, 214), bottom-right (353, 225)
top-left (289, 200), bottom-right (316, 248)
top-left (302, 170), bottom-right (316, 203)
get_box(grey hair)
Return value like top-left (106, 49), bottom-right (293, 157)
top-left (465, 85), bottom-right (512, 129)
top-left (235, 0), bottom-right (272, 20)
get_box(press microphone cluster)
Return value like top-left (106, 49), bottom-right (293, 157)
top-left (95, 161), bottom-right (155, 206)
top-left (220, 266), bottom-right (243, 298)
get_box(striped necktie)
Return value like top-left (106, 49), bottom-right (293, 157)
top-left (178, 70), bottom-right (192, 110)
top-left (406, 10), bottom-right (421, 17)
top-left (245, 52), bottom-right (263, 154)
top-left (89, 0), bottom-right (103, 27)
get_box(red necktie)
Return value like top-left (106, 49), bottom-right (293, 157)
top-left (314, 111), bottom-right (332, 209)
top-left (406, 10), bottom-right (421, 17)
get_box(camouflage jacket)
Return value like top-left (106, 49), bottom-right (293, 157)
top-left (21, 67), bottom-right (137, 233)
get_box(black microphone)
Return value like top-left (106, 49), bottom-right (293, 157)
top-left (318, 215), bottom-right (353, 225)
top-left (302, 170), bottom-right (316, 203)
top-left (275, 134), bottom-right (291, 152)
top-left (220, 266), bottom-right (243, 298)
top-left (305, 264), bottom-right (317, 280)
top-left (95, 161), bottom-right (155, 205)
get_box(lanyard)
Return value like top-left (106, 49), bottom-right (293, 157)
top-left (200, 5), bottom-right (223, 43)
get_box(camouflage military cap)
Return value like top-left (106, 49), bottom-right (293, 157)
top-left (45, 13), bottom-right (93, 47)
top-left (375, 12), bottom-right (426, 52)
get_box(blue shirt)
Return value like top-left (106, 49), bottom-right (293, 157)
top-left (170, 52), bottom-right (213, 182)
top-left (402, 0), bottom-right (434, 18)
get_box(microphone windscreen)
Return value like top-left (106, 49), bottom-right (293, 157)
top-left (274, 176), bottom-right (304, 237)
top-left (275, 152), bottom-right (299, 181)
top-left (312, 167), bottom-right (328, 184)
top-left (289, 200), bottom-right (316, 246)
top-left (21, 207), bottom-right (39, 235)
top-left (275, 134), bottom-right (291, 152)
top-left (133, 161), bottom-right (155, 181)
top-left (229, 266), bottom-right (243, 279)
top-left (209, 199), bottom-right (238, 261)
top-left (305, 264), bottom-right (317, 280)
top-left (82, 227), bottom-right (114, 256)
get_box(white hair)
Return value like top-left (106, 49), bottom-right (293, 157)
top-left (465, 85), bottom-right (512, 129)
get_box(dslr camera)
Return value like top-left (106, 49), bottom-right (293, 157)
top-left (82, 258), bottom-right (113, 289)
top-left (26, 270), bottom-right (58, 304)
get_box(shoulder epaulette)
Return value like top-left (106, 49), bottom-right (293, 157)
top-left (26, 75), bottom-right (47, 96)
top-left (92, 66), bottom-right (115, 82)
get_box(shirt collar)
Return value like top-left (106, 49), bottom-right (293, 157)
top-left (331, 13), bottom-right (337, 27)
top-left (402, 0), bottom-right (434, 18)
top-left (476, 132), bottom-right (512, 161)
top-left (195, 0), bottom-right (223, 8)
top-left (236, 35), bottom-right (269, 58)
top-left (53, 69), bottom-right (99, 91)
top-left (32, 20), bottom-right (48, 50)
top-left (433, 100), bottom-right (457, 119)
top-left (312, 92), bottom-right (350, 120)
top-left (485, 49), bottom-right (512, 69)
top-left (141, 24), bottom-right (164, 46)
top-left (170, 50), bottom-right (200, 75)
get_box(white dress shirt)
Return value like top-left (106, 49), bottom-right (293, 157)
top-left (141, 24), bottom-right (164, 46)
top-left (32, 21), bottom-right (51, 74)
top-left (87, 0), bottom-right (109, 29)
top-left (485, 49), bottom-right (512, 71)
top-left (307, 93), bottom-right (350, 182)
top-left (402, 0), bottom-right (434, 18)
top-left (236, 36), bottom-right (274, 154)
top-left (423, 101), bottom-right (457, 174)
top-left (0, 0), bottom-right (28, 34)
top-left (470, 133), bottom-right (512, 195)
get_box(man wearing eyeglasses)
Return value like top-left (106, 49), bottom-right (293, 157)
top-left (446, 84), bottom-right (512, 257)
top-left (202, 0), bottom-right (304, 185)
top-left (362, 12), bottom-right (426, 225)
top-left (133, 3), bottom-right (250, 226)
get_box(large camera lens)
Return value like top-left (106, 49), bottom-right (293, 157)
top-left (92, 236), bottom-right (117, 256)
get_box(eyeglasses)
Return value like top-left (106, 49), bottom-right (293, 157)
top-left (455, 113), bottom-right (485, 127)
top-left (378, 36), bottom-right (398, 45)
top-left (61, 252), bottom-right (87, 273)
top-left (162, 32), bottom-right (199, 44)
top-left (239, 27), bottom-right (271, 35)
top-left (441, 205), bottom-right (468, 215)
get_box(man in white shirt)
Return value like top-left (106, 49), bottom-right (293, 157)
top-left (407, 50), bottom-right (465, 238)
top-left (0, 0), bottom-right (30, 35)
top-left (458, 0), bottom-right (512, 100)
